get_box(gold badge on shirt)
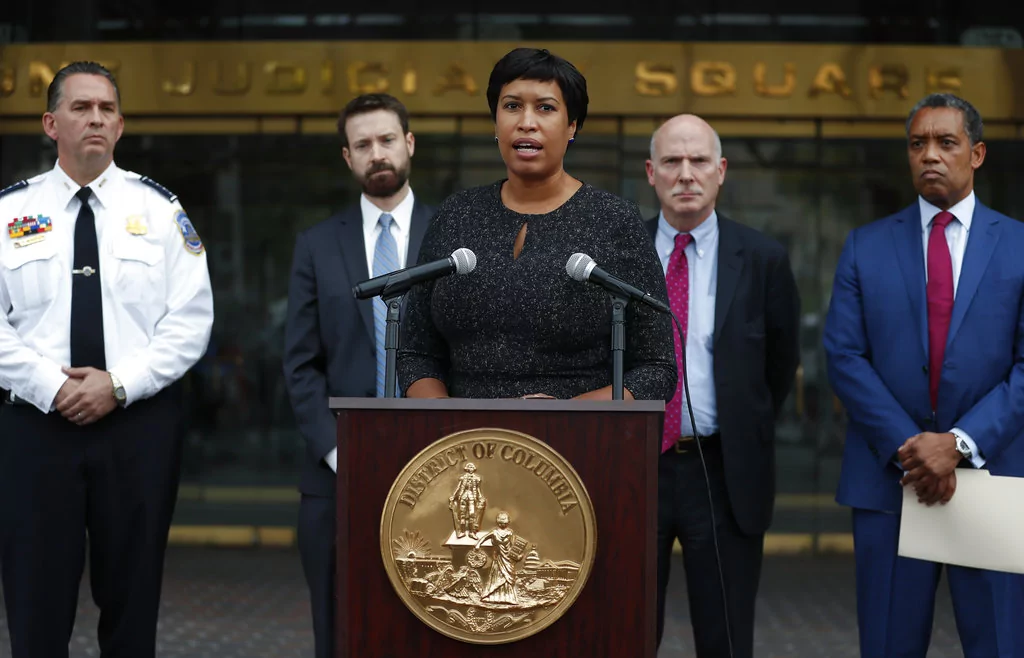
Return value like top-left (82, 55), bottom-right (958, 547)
top-left (125, 214), bottom-right (148, 235)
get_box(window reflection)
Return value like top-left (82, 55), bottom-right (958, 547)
top-left (1, 128), bottom-right (1021, 501)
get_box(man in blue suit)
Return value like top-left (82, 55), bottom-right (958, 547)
top-left (283, 93), bottom-right (433, 658)
top-left (824, 93), bottom-right (1024, 657)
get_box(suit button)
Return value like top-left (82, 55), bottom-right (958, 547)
top-left (922, 365), bottom-right (928, 374)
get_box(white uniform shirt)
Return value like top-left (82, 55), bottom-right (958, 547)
top-left (0, 161), bottom-right (214, 413)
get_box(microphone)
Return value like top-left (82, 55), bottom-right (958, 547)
top-left (565, 253), bottom-right (670, 313)
top-left (352, 247), bottom-right (477, 299)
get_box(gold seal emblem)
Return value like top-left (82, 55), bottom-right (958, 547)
top-left (380, 428), bottom-right (597, 645)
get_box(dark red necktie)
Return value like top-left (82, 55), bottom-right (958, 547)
top-left (926, 211), bottom-right (955, 410)
top-left (662, 232), bottom-right (693, 453)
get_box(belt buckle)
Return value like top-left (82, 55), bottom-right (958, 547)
top-left (674, 436), bottom-right (696, 454)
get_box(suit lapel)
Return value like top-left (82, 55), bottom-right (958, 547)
top-left (408, 201), bottom-right (431, 264)
top-left (714, 217), bottom-right (743, 345)
top-left (893, 205), bottom-right (929, 358)
top-left (947, 202), bottom-right (1000, 347)
top-left (335, 207), bottom-right (375, 344)
top-left (645, 216), bottom-right (658, 242)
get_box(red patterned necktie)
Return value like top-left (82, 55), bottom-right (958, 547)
top-left (926, 211), bottom-right (955, 410)
top-left (662, 233), bottom-right (694, 453)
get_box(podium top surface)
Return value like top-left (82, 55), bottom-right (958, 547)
top-left (328, 397), bottom-right (663, 413)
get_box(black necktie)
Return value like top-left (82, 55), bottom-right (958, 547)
top-left (70, 187), bottom-right (106, 369)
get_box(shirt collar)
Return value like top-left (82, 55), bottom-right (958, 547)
top-left (657, 209), bottom-right (719, 249)
top-left (361, 188), bottom-right (415, 235)
top-left (919, 190), bottom-right (975, 232)
top-left (52, 160), bottom-right (121, 212)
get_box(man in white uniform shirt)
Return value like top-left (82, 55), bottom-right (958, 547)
top-left (0, 62), bottom-right (213, 658)
top-left (283, 93), bottom-right (433, 658)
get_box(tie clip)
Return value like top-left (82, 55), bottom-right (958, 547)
top-left (72, 266), bottom-right (96, 277)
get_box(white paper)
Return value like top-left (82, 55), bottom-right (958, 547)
top-left (898, 469), bottom-right (1024, 574)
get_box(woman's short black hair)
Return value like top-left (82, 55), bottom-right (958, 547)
top-left (486, 48), bottom-right (589, 134)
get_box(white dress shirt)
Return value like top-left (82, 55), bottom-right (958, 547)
top-left (0, 161), bottom-right (214, 413)
top-left (326, 189), bottom-right (416, 473)
top-left (918, 192), bottom-right (984, 468)
top-left (655, 211), bottom-right (719, 437)
top-left (361, 189), bottom-right (414, 275)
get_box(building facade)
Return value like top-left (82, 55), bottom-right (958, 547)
top-left (2, 9), bottom-right (1022, 542)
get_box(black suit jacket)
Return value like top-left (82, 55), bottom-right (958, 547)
top-left (284, 200), bottom-right (433, 496)
top-left (646, 214), bottom-right (801, 535)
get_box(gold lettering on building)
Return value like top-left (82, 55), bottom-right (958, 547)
top-left (0, 65), bottom-right (13, 97)
top-left (162, 61), bottom-right (196, 96)
top-left (29, 60), bottom-right (121, 97)
top-left (402, 63), bottom-right (417, 95)
top-left (753, 62), bottom-right (796, 98)
top-left (634, 62), bottom-right (678, 97)
top-left (348, 62), bottom-right (388, 94)
top-left (265, 62), bottom-right (307, 94)
top-left (320, 61), bottom-right (335, 95)
top-left (926, 68), bottom-right (962, 93)
top-left (434, 63), bottom-right (478, 96)
top-left (690, 61), bottom-right (736, 97)
top-left (0, 49), bottom-right (994, 120)
top-left (809, 63), bottom-right (852, 99)
top-left (212, 62), bottom-right (250, 95)
top-left (868, 64), bottom-right (909, 99)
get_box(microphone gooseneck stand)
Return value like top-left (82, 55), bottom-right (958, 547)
top-left (609, 294), bottom-right (629, 400)
top-left (381, 281), bottom-right (406, 398)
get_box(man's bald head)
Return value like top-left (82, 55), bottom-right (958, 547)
top-left (650, 114), bottom-right (722, 162)
top-left (645, 114), bottom-right (727, 231)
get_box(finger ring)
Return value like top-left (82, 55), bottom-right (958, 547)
top-left (76, 412), bottom-right (83, 419)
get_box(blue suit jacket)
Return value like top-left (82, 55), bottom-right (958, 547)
top-left (283, 201), bottom-right (433, 497)
top-left (824, 200), bottom-right (1024, 512)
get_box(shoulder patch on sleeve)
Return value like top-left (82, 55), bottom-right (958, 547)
top-left (0, 180), bottom-right (29, 200)
top-left (139, 176), bottom-right (178, 203)
top-left (173, 209), bottom-right (204, 255)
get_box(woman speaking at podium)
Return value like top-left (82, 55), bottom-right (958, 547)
top-left (398, 47), bottom-right (675, 403)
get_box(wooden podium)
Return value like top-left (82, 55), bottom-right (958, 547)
top-left (330, 397), bottom-right (663, 657)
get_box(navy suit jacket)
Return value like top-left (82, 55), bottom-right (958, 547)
top-left (283, 200), bottom-right (433, 496)
top-left (824, 200), bottom-right (1024, 513)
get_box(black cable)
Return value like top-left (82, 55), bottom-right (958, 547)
top-left (666, 308), bottom-right (734, 658)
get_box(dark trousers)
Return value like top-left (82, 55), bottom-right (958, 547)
top-left (656, 439), bottom-right (764, 658)
top-left (853, 508), bottom-right (1024, 657)
top-left (0, 387), bottom-right (183, 658)
top-left (298, 493), bottom-right (336, 658)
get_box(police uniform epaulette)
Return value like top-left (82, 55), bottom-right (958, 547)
top-left (0, 179), bottom-right (29, 200)
top-left (138, 176), bottom-right (179, 203)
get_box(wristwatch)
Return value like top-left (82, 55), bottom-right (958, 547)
top-left (110, 372), bottom-right (127, 408)
top-left (951, 430), bottom-right (973, 462)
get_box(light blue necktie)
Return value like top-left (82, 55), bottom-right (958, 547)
top-left (372, 213), bottom-right (399, 397)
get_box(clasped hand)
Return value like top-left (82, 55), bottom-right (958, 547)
top-left (54, 366), bottom-right (117, 426)
top-left (897, 431), bottom-right (961, 506)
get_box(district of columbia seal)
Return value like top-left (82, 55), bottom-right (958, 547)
top-left (380, 428), bottom-right (598, 645)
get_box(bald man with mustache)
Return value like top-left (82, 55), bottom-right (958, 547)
top-left (645, 114), bottom-right (801, 657)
